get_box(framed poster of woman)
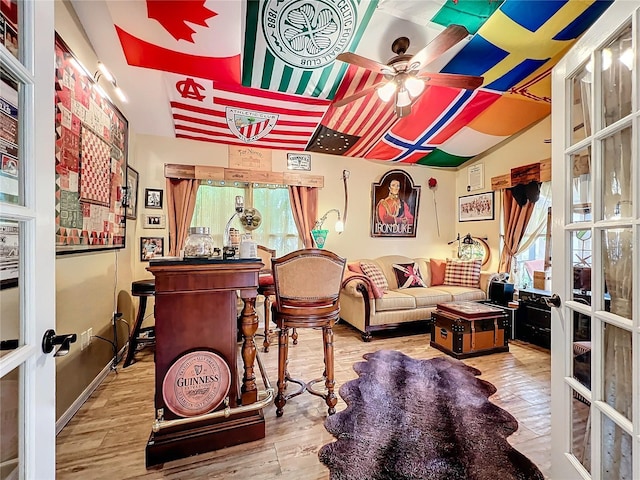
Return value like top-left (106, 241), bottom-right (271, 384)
top-left (370, 170), bottom-right (420, 237)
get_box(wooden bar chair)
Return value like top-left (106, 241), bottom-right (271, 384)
top-left (271, 248), bottom-right (346, 417)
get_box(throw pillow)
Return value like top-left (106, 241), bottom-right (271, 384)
top-left (360, 262), bottom-right (389, 292)
top-left (430, 258), bottom-right (447, 286)
top-left (443, 258), bottom-right (482, 288)
top-left (348, 262), bottom-right (364, 274)
top-left (392, 263), bottom-right (427, 289)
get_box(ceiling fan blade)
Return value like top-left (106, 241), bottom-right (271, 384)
top-left (408, 24), bottom-right (469, 71)
top-left (418, 72), bottom-right (484, 90)
top-left (336, 52), bottom-right (390, 75)
top-left (333, 82), bottom-right (386, 107)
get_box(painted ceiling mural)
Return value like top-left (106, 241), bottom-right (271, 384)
top-left (74, 0), bottom-right (613, 168)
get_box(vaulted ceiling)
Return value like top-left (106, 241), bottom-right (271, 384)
top-left (71, 0), bottom-right (612, 168)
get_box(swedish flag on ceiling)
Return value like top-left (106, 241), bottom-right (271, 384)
top-left (441, 0), bottom-right (613, 92)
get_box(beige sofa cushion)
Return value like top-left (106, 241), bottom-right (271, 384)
top-left (374, 290), bottom-right (417, 311)
top-left (396, 287), bottom-right (453, 307)
top-left (434, 285), bottom-right (487, 302)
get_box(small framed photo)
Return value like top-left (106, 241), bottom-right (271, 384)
top-left (140, 237), bottom-right (164, 261)
top-left (287, 153), bottom-right (311, 171)
top-left (125, 166), bottom-right (139, 220)
top-left (459, 191), bottom-right (495, 222)
top-left (145, 188), bottom-right (163, 209)
top-left (143, 214), bottom-right (166, 229)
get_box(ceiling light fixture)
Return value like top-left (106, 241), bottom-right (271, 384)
top-left (377, 72), bottom-right (424, 118)
top-left (93, 61), bottom-right (127, 103)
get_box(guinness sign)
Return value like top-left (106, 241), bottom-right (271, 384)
top-left (162, 350), bottom-right (231, 417)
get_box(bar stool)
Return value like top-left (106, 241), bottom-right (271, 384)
top-left (123, 278), bottom-right (155, 368)
top-left (271, 249), bottom-right (346, 417)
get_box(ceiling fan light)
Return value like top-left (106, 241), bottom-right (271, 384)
top-left (396, 89), bottom-right (411, 107)
top-left (404, 76), bottom-right (424, 97)
top-left (377, 81), bottom-right (397, 102)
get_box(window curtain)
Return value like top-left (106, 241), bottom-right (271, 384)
top-left (514, 182), bottom-right (552, 254)
top-left (288, 185), bottom-right (318, 248)
top-left (166, 178), bottom-right (199, 256)
top-left (498, 187), bottom-right (536, 273)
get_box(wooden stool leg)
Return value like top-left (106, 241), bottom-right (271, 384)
top-left (263, 295), bottom-right (272, 352)
top-left (323, 324), bottom-right (337, 415)
top-left (275, 326), bottom-right (289, 417)
top-left (124, 296), bottom-right (148, 368)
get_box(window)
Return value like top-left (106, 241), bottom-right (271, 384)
top-left (190, 182), bottom-right (300, 256)
top-left (504, 182), bottom-right (552, 289)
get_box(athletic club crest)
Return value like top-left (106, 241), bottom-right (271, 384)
top-left (225, 108), bottom-right (278, 142)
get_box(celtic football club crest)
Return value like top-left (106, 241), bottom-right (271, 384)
top-left (261, 0), bottom-right (357, 69)
top-left (226, 108), bottom-right (278, 142)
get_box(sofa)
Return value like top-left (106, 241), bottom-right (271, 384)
top-left (339, 255), bottom-right (498, 341)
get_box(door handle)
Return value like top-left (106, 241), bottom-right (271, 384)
top-left (544, 294), bottom-right (561, 308)
top-left (42, 329), bottom-right (77, 357)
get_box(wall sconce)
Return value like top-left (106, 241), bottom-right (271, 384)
top-left (224, 195), bottom-right (244, 248)
top-left (311, 208), bottom-right (343, 249)
top-left (448, 233), bottom-right (490, 265)
top-left (93, 61), bottom-right (127, 103)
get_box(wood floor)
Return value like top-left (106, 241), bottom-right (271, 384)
top-left (56, 323), bottom-right (551, 479)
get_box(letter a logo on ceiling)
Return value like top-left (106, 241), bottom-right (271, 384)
top-left (226, 108), bottom-right (278, 142)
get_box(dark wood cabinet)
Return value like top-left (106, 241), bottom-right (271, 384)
top-left (145, 258), bottom-right (266, 467)
top-left (515, 288), bottom-right (551, 349)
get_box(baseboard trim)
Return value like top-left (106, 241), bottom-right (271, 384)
top-left (55, 345), bottom-right (127, 435)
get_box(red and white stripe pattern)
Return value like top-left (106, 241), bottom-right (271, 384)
top-left (321, 65), bottom-right (399, 157)
top-left (166, 74), bottom-right (330, 150)
top-left (239, 120), bottom-right (269, 139)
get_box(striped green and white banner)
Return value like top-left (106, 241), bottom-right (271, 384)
top-left (242, 0), bottom-right (379, 99)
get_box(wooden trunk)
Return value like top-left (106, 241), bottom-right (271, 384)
top-left (430, 310), bottom-right (508, 359)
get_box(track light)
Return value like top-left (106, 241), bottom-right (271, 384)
top-left (93, 62), bottom-right (127, 103)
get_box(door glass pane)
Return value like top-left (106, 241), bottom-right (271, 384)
top-left (601, 415), bottom-right (632, 480)
top-left (602, 323), bottom-right (632, 421)
top-left (571, 64), bottom-right (592, 145)
top-left (571, 230), bottom-right (592, 299)
top-left (0, 70), bottom-right (21, 206)
top-left (0, 365), bottom-right (20, 480)
top-left (572, 311), bottom-right (591, 393)
top-left (0, 0), bottom-right (19, 61)
top-left (602, 126), bottom-right (632, 220)
top-left (602, 228), bottom-right (633, 319)
top-left (571, 147), bottom-right (591, 222)
top-left (0, 220), bottom-right (20, 356)
top-left (571, 393), bottom-right (591, 474)
top-left (602, 25), bottom-right (632, 128)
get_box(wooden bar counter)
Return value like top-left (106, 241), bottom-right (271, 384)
top-left (145, 257), bottom-right (267, 467)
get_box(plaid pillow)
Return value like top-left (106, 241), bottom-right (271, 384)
top-left (443, 258), bottom-right (481, 288)
top-left (392, 263), bottom-right (427, 289)
top-left (360, 262), bottom-right (389, 292)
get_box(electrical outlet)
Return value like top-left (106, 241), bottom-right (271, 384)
top-left (87, 328), bottom-right (93, 345)
top-left (80, 330), bottom-right (88, 350)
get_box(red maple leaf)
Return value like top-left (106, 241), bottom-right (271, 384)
top-left (146, 0), bottom-right (217, 43)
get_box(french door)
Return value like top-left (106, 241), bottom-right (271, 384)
top-left (0, 2), bottom-right (56, 479)
top-left (551, 3), bottom-right (639, 479)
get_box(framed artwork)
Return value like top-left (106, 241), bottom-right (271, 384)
top-left (0, 72), bottom-right (19, 205)
top-left (143, 214), bottom-right (165, 229)
top-left (287, 152), bottom-right (311, 171)
top-left (370, 169), bottom-right (420, 238)
top-left (125, 166), bottom-right (139, 220)
top-left (140, 237), bottom-right (164, 261)
top-left (145, 188), bottom-right (163, 209)
top-left (54, 34), bottom-right (128, 254)
top-left (0, 221), bottom-right (19, 290)
top-left (459, 191), bottom-right (495, 222)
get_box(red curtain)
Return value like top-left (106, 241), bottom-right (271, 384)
top-left (288, 186), bottom-right (318, 248)
top-left (498, 188), bottom-right (535, 273)
top-left (166, 178), bottom-right (199, 256)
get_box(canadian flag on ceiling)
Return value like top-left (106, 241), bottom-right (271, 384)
top-left (108, 0), bottom-right (241, 84)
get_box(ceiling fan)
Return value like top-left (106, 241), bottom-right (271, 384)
top-left (333, 25), bottom-right (484, 117)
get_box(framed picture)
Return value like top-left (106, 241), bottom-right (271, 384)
top-left (145, 188), bottom-right (163, 209)
top-left (459, 191), bottom-right (495, 222)
top-left (0, 221), bottom-right (19, 290)
top-left (287, 152), bottom-right (311, 171)
top-left (140, 237), bottom-right (164, 261)
top-left (54, 34), bottom-right (128, 254)
top-left (370, 169), bottom-right (420, 238)
top-left (143, 214), bottom-right (166, 229)
top-left (125, 166), bottom-right (139, 220)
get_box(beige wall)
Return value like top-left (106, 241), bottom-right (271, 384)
top-left (46, 0), bottom-right (550, 422)
top-left (453, 117), bottom-right (552, 272)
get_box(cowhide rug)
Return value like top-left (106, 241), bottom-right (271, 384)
top-left (319, 350), bottom-right (544, 480)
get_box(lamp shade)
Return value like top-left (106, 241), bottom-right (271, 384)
top-left (396, 89), bottom-right (411, 107)
top-left (377, 81), bottom-right (396, 102)
top-left (404, 76), bottom-right (424, 97)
